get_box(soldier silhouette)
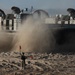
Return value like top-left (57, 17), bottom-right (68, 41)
top-left (21, 52), bottom-right (27, 69)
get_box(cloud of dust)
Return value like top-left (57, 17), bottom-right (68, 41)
top-left (0, 10), bottom-right (56, 53)
top-left (12, 11), bottom-right (56, 53)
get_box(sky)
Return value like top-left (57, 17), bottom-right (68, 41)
top-left (0, 0), bottom-right (75, 10)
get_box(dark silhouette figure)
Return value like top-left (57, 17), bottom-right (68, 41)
top-left (21, 52), bottom-right (27, 69)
